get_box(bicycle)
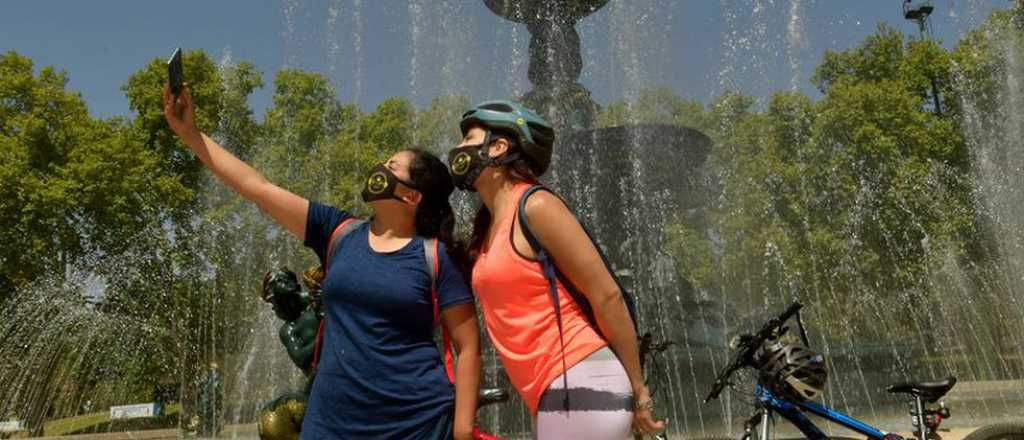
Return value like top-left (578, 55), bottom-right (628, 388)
top-left (700, 302), bottom-right (1024, 440)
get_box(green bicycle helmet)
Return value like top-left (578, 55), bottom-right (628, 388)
top-left (460, 100), bottom-right (556, 175)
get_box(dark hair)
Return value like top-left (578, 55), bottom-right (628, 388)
top-left (466, 141), bottom-right (542, 268)
top-left (405, 148), bottom-right (466, 266)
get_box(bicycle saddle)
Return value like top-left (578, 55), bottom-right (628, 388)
top-left (478, 388), bottom-right (510, 408)
top-left (886, 376), bottom-right (957, 402)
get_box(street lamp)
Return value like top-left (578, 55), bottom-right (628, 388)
top-left (902, 0), bottom-right (943, 116)
top-left (903, 0), bottom-right (934, 26)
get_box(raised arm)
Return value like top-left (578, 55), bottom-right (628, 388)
top-left (163, 85), bottom-right (308, 239)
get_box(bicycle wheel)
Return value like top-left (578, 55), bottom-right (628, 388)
top-left (963, 423), bottom-right (1024, 440)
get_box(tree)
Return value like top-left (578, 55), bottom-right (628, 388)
top-left (0, 52), bottom-right (191, 302)
top-left (413, 94), bottom-right (470, 153)
top-left (596, 87), bottom-right (710, 131)
top-left (215, 62), bottom-right (265, 161)
top-left (122, 50), bottom-right (225, 202)
top-left (641, 22), bottom-right (983, 343)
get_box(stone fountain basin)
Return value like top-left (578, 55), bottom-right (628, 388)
top-left (551, 123), bottom-right (713, 217)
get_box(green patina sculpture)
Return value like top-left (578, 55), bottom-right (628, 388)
top-left (263, 268), bottom-right (321, 374)
top-left (255, 267), bottom-right (511, 438)
top-left (257, 267), bottom-right (323, 440)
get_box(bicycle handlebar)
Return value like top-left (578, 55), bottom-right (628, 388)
top-left (703, 302), bottom-right (804, 403)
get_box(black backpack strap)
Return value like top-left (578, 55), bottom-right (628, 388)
top-left (516, 184), bottom-right (572, 411)
top-left (516, 186), bottom-right (563, 330)
top-left (517, 186), bottom-right (604, 328)
top-left (517, 185), bottom-right (643, 410)
top-left (516, 185), bottom-right (547, 257)
top-left (517, 187), bottom-right (638, 329)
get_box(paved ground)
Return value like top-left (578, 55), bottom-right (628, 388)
top-left (24, 424), bottom-right (259, 440)
top-left (16, 380), bottom-right (1022, 439)
top-left (16, 425), bottom-right (988, 440)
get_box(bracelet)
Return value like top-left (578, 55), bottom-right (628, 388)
top-left (635, 397), bottom-right (655, 412)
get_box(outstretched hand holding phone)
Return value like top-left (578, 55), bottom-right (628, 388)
top-left (168, 48), bottom-right (184, 97)
top-left (163, 84), bottom-right (201, 145)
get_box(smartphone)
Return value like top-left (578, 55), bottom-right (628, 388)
top-left (167, 48), bottom-right (183, 97)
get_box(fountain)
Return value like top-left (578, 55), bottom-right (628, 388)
top-left (474, 1), bottom-right (1024, 438)
top-left (3, 3), bottom-right (1024, 440)
top-left (481, 0), bottom-right (605, 130)
top-left (477, 1), bottom-right (729, 436)
top-left (480, 0), bottom-right (713, 284)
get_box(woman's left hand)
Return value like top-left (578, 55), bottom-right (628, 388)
top-left (632, 386), bottom-right (667, 437)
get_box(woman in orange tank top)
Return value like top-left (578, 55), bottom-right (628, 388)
top-left (447, 101), bottom-right (667, 439)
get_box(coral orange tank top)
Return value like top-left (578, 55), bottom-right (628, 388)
top-left (471, 183), bottom-right (607, 414)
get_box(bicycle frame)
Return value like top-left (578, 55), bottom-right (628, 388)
top-left (751, 385), bottom-right (888, 440)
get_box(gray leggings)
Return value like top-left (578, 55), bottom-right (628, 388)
top-left (534, 347), bottom-right (635, 440)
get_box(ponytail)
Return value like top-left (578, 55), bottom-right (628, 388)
top-left (405, 148), bottom-right (469, 274)
top-left (467, 205), bottom-right (491, 267)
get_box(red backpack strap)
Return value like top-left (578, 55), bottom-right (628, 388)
top-left (326, 218), bottom-right (366, 267)
top-left (311, 217), bottom-right (364, 375)
top-left (423, 238), bottom-right (455, 383)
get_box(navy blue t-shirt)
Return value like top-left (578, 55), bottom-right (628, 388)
top-left (300, 202), bottom-right (473, 440)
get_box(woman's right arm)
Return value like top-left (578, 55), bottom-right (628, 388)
top-left (163, 85), bottom-right (308, 239)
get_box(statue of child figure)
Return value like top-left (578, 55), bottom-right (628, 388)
top-left (256, 266), bottom-right (324, 440)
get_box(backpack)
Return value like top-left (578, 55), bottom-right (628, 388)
top-left (517, 185), bottom-right (641, 411)
top-left (516, 185), bottom-right (640, 337)
top-left (309, 218), bottom-right (456, 382)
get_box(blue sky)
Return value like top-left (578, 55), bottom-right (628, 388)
top-left (1, 1), bottom-right (1010, 120)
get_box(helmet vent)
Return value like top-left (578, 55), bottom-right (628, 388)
top-left (480, 102), bottom-right (516, 113)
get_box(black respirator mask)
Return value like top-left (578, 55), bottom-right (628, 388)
top-left (361, 164), bottom-right (418, 203)
top-left (448, 130), bottom-right (518, 191)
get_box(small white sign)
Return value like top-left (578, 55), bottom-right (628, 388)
top-left (109, 403), bottom-right (157, 420)
top-left (0, 420), bottom-right (25, 432)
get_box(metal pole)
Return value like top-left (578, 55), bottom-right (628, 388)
top-left (914, 13), bottom-right (944, 117)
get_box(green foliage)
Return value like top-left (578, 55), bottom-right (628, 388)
top-left (216, 62), bottom-right (264, 160)
top-left (414, 94), bottom-right (470, 153)
top-left (597, 88), bottom-right (711, 132)
top-left (664, 222), bottom-right (716, 291)
top-left (123, 50), bottom-right (224, 195)
top-left (0, 52), bottom-right (191, 300)
top-left (263, 69), bottom-right (353, 157)
top-left (603, 18), bottom-right (997, 337)
top-left (949, 5), bottom-right (1024, 148)
top-left (6, 3), bottom-right (1020, 422)
top-left (812, 24), bottom-right (906, 93)
top-left (355, 96), bottom-right (415, 150)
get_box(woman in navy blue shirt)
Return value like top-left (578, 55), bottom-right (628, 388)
top-left (164, 86), bottom-right (481, 439)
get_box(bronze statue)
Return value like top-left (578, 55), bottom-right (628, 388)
top-left (256, 266), bottom-right (513, 439)
top-left (256, 267), bottom-right (323, 440)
